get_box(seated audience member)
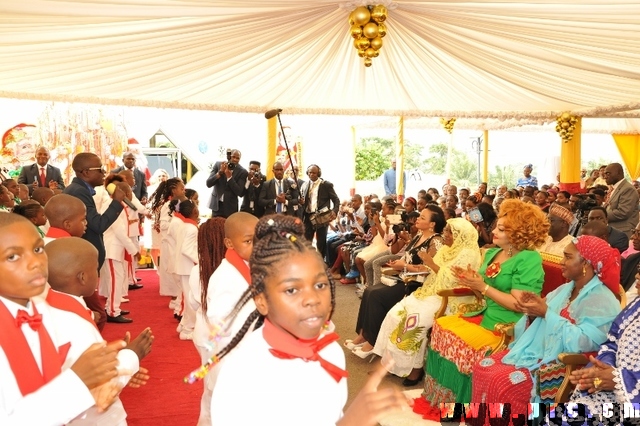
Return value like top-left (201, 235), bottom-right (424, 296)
top-left (472, 236), bottom-right (620, 415)
top-left (603, 162), bottom-right (640, 238)
top-left (587, 206), bottom-right (629, 254)
top-left (345, 207), bottom-right (445, 355)
top-left (12, 200), bottom-right (47, 237)
top-left (403, 197), bottom-right (417, 215)
top-left (443, 207), bottom-right (457, 221)
top-left (538, 204), bottom-right (574, 256)
top-left (445, 195), bottom-right (459, 216)
top-left (535, 190), bottom-right (550, 213)
top-left (472, 202), bottom-right (497, 247)
top-left (579, 220), bottom-right (609, 243)
top-left (547, 189), bottom-right (557, 204)
top-left (477, 182), bottom-right (488, 197)
top-left (357, 200), bottom-right (396, 287)
top-left (2, 178), bottom-right (21, 204)
top-left (0, 184), bottom-right (15, 212)
top-left (17, 184), bottom-right (29, 202)
top-left (415, 200), bottom-right (548, 412)
top-left (436, 196), bottom-right (446, 210)
top-left (463, 194), bottom-right (479, 216)
top-left (32, 187), bottom-right (54, 207)
top-left (416, 197), bottom-right (427, 212)
top-left (458, 188), bottom-right (470, 206)
top-left (372, 219), bottom-right (481, 385)
top-left (481, 195), bottom-right (494, 206)
top-left (555, 190), bottom-right (571, 209)
top-left (570, 273), bottom-right (640, 413)
top-left (588, 187), bottom-right (605, 206)
top-left (620, 223), bottom-right (640, 290)
top-left (427, 188), bottom-right (440, 199)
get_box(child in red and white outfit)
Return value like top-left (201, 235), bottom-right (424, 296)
top-left (172, 198), bottom-right (199, 340)
top-left (101, 182), bottom-right (139, 323)
top-left (208, 215), bottom-right (407, 426)
top-left (0, 213), bottom-right (125, 424)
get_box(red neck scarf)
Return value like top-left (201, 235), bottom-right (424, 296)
top-left (225, 249), bottom-right (251, 285)
top-left (45, 290), bottom-right (98, 331)
top-left (174, 212), bottom-right (199, 227)
top-left (44, 227), bottom-right (71, 239)
top-left (263, 319), bottom-right (348, 383)
top-left (0, 300), bottom-right (69, 396)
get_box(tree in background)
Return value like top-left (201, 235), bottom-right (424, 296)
top-left (355, 137), bottom-right (426, 181)
top-left (488, 165), bottom-right (518, 189)
top-left (423, 143), bottom-right (477, 187)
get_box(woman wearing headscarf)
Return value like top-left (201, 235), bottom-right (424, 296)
top-left (471, 235), bottom-right (621, 416)
top-left (516, 164), bottom-right (538, 188)
top-left (371, 218), bottom-right (482, 385)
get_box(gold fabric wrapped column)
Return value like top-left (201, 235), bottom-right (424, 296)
top-left (482, 130), bottom-right (489, 182)
top-left (266, 116), bottom-right (277, 179)
top-left (558, 115), bottom-right (582, 194)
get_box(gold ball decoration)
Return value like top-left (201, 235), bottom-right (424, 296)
top-left (555, 113), bottom-right (579, 143)
top-left (440, 118), bottom-right (457, 134)
top-left (348, 5), bottom-right (389, 67)
top-left (350, 25), bottom-right (363, 39)
top-left (377, 23), bottom-right (387, 37)
top-left (371, 5), bottom-right (388, 23)
top-left (363, 22), bottom-right (379, 39)
top-left (370, 36), bottom-right (383, 50)
top-left (353, 6), bottom-right (371, 26)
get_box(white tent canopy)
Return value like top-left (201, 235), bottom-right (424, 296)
top-left (2, 0), bottom-right (640, 118)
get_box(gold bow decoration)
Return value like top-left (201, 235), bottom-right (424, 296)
top-left (555, 112), bottom-right (579, 143)
top-left (440, 118), bottom-right (456, 134)
top-left (349, 5), bottom-right (387, 67)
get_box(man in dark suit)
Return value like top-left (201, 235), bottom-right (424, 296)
top-left (240, 160), bottom-right (266, 218)
top-left (301, 164), bottom-right (340, 261)
top-left (206, 149), bottom-right (248, 218)
top-left (587, 206), bottom-right (629, 254)
top-left (111, 151), bottom-right (148, 203)
top-left (259, 162), bottom-right (299, 216)
top-left (64, 153), bottom-right (128, 323)
top-left (604, 162), bottom-right (639, 238)
top-left (18, 146), bottom-right (65, 192)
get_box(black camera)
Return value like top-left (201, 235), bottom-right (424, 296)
top-left (392, 222), bottom-right (410, 234)
top-left (226, 149), bottom-right (236, 170)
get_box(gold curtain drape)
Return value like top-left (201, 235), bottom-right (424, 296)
top-left (612, 134), bottom-right (640, 180)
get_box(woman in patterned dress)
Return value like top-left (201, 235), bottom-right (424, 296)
top-left (414, 200), bottom-right (549, 415)
top-left (471, 236), bottom-right (621, 418)
top-left (372, 218), bottom-right (481, 385)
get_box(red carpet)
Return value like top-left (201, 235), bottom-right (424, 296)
top-left (101, 270), bottom-right (202, 425)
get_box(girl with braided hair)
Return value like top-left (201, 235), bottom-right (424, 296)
top-left (148, 177), bottom-right (184, 306)
top-left (209, 214), bottom-right (406, 425)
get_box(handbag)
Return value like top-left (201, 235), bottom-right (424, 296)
top-left (309, 207), bottom-right (333, 229)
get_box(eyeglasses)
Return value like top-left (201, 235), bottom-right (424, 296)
top-left (632, 229), bottom-right (640, 236)
top-left (85, 167), bottom-right (106, 174)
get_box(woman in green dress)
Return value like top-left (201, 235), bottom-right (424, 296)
top-left (414, 199), bottom-right (550, 415)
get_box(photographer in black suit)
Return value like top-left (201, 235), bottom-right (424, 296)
top-left (206, 149), bottom-right (248, 218)
top-left (301, 164), bottom-right (340, 261)
top-left (240, 160), bottom-right (266, 217)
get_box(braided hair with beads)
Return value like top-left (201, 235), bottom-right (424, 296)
top-left (213, 214), bottom-right (337, 362)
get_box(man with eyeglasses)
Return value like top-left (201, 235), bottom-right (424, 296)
top-left (64, 153), bottom-right (127, 327)
top-left (603, 162), bottom-right (639, 238)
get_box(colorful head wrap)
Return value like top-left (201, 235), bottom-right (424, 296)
top-left (549, 204), bottom-right (573, 225)
top-left (574, 235), bottom-right (621, 295)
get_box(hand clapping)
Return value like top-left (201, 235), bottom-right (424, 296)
top-left (515, 291), bottom-right (547, 317)
top-left (451, 264), bottom-right (484, 291)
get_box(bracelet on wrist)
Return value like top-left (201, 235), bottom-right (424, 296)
top-left (481, 284), bottom-right (490, 296)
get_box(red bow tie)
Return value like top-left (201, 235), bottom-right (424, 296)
top-left (16, 310), bottom-right (43, 331)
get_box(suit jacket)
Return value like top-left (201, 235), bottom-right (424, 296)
top-left (608, 225), bottom-right (629, 254)
top-left (206, 162), bottom-right (248, 217)
top-left (303, 179), bottom-right (340, 215)
top-left (240, 180), bottom-right (266, 218)
top-left (606, 179), bottom-right (640, 237)
top-left (111, 166), bottom-right (148, 201)
top-left (258, 178), bottom-right (299, 216)
top-left (64, 178), bottom-right (124, 268)
top-left (18, 163), bottom-right (65, 189)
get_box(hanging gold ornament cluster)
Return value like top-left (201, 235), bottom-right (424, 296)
top-left (555, 112), bottom-right (578, 143)
top-left (349, 5), bottom-right (387, 67)
top-left (440, 118), bottom-right (456, 134)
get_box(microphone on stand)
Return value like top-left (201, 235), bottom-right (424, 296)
top-left (106, 183), bottom-right (138, 211)
top-left (264, 109), bottom-right (283, 119)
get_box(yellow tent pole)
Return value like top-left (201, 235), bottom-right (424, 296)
top-left (482, 130), bottom-right (489, 182)
top-left (612, 134), bottom-right (640, 180)
top-left (559, 117), bottom-right (582, 194)
top-left (396, 116), bottom-right (404, 201)
top-left (266, 116), bottom-right (277, 180)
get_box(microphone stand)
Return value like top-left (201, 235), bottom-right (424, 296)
top-left (274, 112), bottom-right (298, 183)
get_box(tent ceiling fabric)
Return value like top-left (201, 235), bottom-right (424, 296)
top-left (2, 1), bottom-right (640, 118)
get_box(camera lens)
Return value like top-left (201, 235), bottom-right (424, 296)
top-left (228, 163), bottom-right (236, 170)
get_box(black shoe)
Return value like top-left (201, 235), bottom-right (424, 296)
top-left (136, 278), bottom-right (142, 282)
top-left (107, 315), bottom-right (133, 324)
top-left (402, 370), bottom-right (425, 387)
top-left (129, 283), bottom-right (143, 290)
top-left (120, 310), bottom-right (130, 315)
top-left (174, 314), bottom-right (182, 321)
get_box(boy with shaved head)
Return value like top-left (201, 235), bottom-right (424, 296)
top-left (32, 187), bottom-right (54, 207)
top-left (194, 211), bottom-right (258, 424)
top-left (43, 194), bottom-right (88, 242)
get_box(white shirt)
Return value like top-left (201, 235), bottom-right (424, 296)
top-left (211, 326), bottom-right (347, 425)
top-left (306, 179), bottom-right (321, 213)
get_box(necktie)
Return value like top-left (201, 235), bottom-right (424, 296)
top-left (16, 309), bottom-right (43, 331)
top-left (276, 180), bottom-right (283, 213)
top-left (263, 319), bottom-right (348, 383)
top-left (40, 167), bottom-right (46, 187)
